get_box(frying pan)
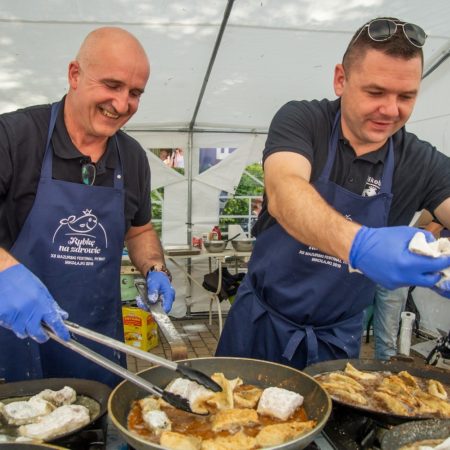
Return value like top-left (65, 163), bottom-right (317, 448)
top-left (303, 358), bottom-right (450, 425)
top-left (381, 419), bottom-right (450, 449)
top-left (0, 378), bottom-right (110, 443)
top-left (109, 356), bottom-right (332, 450)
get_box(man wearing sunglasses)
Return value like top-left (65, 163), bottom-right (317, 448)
top-left (0, 27), bottom-right (175, 387)
top-left (217, 18), bottom-right (450, 368)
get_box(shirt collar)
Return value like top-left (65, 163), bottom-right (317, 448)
top-left (51, 97), bottom-right (118, 172)
top-left (338, 123), bottom-right (389, 164)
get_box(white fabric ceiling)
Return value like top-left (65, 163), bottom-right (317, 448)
top-left (1, 0), bottom-right (449, 140)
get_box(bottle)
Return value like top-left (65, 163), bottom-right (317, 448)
top-left (398, 312), bottom-right (416, 356)
top-left (212, 226), bottom-right (222, 240)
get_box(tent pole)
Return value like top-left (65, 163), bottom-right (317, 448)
top-left (187, 131), bottom-right (193, 246)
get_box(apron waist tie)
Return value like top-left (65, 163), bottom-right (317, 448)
top-left (251, 287), bottom-right (362, 366)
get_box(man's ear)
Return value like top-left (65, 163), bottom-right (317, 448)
top-left (68, 60), bottom-right (81, 89)
top-left (333, 63), bottom-right (346, 97)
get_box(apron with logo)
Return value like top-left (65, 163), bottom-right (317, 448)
top-left (0, 102), bottom-right (126, 387)
top-left (217, 111), bottom-right (394, 368)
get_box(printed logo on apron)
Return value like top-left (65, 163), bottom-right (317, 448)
top-left (51, 208), bottom-right (108, 267)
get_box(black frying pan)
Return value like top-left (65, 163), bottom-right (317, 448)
top-left (0, 444), bottom-right (67, 449)
top-left (0, 378), bottom-right (111, 443)
top-left (109, 357), bottom-right (332, 450)
top-left (381, 419), bottom-right (450, 449)
top-left (303, 358), bottom-right (450, 425)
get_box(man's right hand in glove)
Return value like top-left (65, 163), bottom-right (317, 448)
top-left (0, 264), bottom-right (70, 343)
top-left (349, 226), bottom-right (450, 290)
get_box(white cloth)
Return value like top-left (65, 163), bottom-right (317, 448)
top-left (408, 232), bottom-right (450, 286)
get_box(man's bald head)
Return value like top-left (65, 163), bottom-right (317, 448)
top-left (76, 27), bottom-right (149, 72)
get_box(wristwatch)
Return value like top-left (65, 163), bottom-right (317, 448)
top-left (149, 263), bottom-right (172, 282)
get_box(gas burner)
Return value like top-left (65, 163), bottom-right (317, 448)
top-left (321, 406), bottom-right (394, 450)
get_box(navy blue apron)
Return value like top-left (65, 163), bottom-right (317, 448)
top-left (217, 111), bottom-right (394, 369)
top-left (0, 102), bottom-right (126, 387)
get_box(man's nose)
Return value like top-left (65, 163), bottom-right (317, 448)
top-left (379, 96), bottom-right (399, 117)
top-left (112, 90), bottom-right (130, 115)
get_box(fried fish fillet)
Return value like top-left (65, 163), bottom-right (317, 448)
top-left (233, 386), bottom-right (263, 409)
top-left (321, 384), bottom-right (368, 406)
top-left (326, 373), bottom-right (365, 391)
top-left (165, 378), bottom-right (215, 414)
top-left (373, 391), bottom-right (409, 415)
top-left (1, 397), bottom-right (54, 425)
top-left (427, 379), bottom-right (448, 401)
top-left (415, 391), bottom-right (450, 417)
top-left (160, 431), bottom-right (202, 450)
top-left (397, 371), bottom-right (419, 389)
top-left (201, 431), bottom-right (257, 450)
top-left (211, 408), bottom-right (259, 433)
top-left (206, 373), bottom-right (243, 410)
top-left (344, 363), bottom-right (377, 381)
top-left (35, 386), bottom-right (76, 407)
top-left (18, 404), bottom-right (90, 440)
top-left (255, 420), bottom-right (316, 447)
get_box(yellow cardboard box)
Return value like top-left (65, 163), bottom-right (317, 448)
top-left (122, 306), bottom-right (158, 351)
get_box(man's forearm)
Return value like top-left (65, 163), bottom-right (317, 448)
top-left (125, 223), bottom-right (166, 277)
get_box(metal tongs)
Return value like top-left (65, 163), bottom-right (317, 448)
top-left (45, 320), bottom-right (222, 415)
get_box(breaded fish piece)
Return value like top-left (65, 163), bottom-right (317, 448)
top-left (206, 373), bottom-right (243, 410)
top-left (397, 371), bottom-right (419, 389)
top-left (233, 386), bottom-right (263, 409)
top-left (160, 431), bottom-right (201, 450)
top-left (427, 379), bottom-right (448, 401)
top-left (166, 378), bottom-right (215, 414)
top-left (257, 387), bottom-right (304, 421)
top-left (256, 420), bottom-right (316, 447)
top-left (344, 363), bottom-right (377, 381)
top-left (326, 373), bottom-right (365, 391)
top-left (18, 404), bottom-right (90, 440)
top-left (373, 391), bottom-right (409, 415)
top-left (35, 386), bottom-right (76, 407)
top-left (1, 396), bottom-right (54, 425)
top-left (211, 408), bottom-right (259, 433)
top-left (201, 431), bottom-right (257, 450)
top-left (142, 410), bottom-right (171, 435)
top-left (322, 385), bottom-right (368, 406)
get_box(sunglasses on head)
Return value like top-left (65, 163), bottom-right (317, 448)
top-left (81, 161), bottom-right (96, 186)
top-left (353, 18), bottom-right (427, 48)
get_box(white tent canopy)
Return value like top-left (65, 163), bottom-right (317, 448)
top-left (1, 0), bottom-right (450, 331)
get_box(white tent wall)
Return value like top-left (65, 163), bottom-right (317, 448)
top-left (1, 0), bottom-right (450, 322)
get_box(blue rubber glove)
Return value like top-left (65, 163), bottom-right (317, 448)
top-left (0, 264), bottom-right (70, 343)
top-left (432, 280), bottom-right (450, 299)
top-left (349, 226), bottom-right (450, 290)
top-left (146, 271), bottom-right (175, 314)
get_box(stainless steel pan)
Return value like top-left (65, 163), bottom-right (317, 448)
top-left (109, 356), bottom-right (332, 450)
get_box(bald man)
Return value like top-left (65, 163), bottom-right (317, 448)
top-left (0, 27), bottom-right (175, 386)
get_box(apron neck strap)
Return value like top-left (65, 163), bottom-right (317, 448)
top-left (41, 102), bottom-right (124, 189)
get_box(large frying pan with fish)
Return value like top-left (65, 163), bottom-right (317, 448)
top-left (303, 358), bottom-right (450, 425)
top-left (0, 378), bottom-right (110, 444)
top-left (109, 356), bottom-right (332, 450)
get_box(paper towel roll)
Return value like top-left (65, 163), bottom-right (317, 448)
top-left (398, 311), bottom-right (416, 356)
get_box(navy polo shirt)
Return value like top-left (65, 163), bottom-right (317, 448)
top-left (253, 98), bottom-right (450, 236)
top-left (0, 98), bottom-right (151, 249)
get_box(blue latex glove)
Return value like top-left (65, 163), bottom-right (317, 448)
top-left (146, 271), bottom-right (175, 314)
top-left (432, 280), bottom-right (450, 299)
top-left (349, 226), bottom-right (450, 290)
top-left (0, 264), bottom-right (70, 343)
